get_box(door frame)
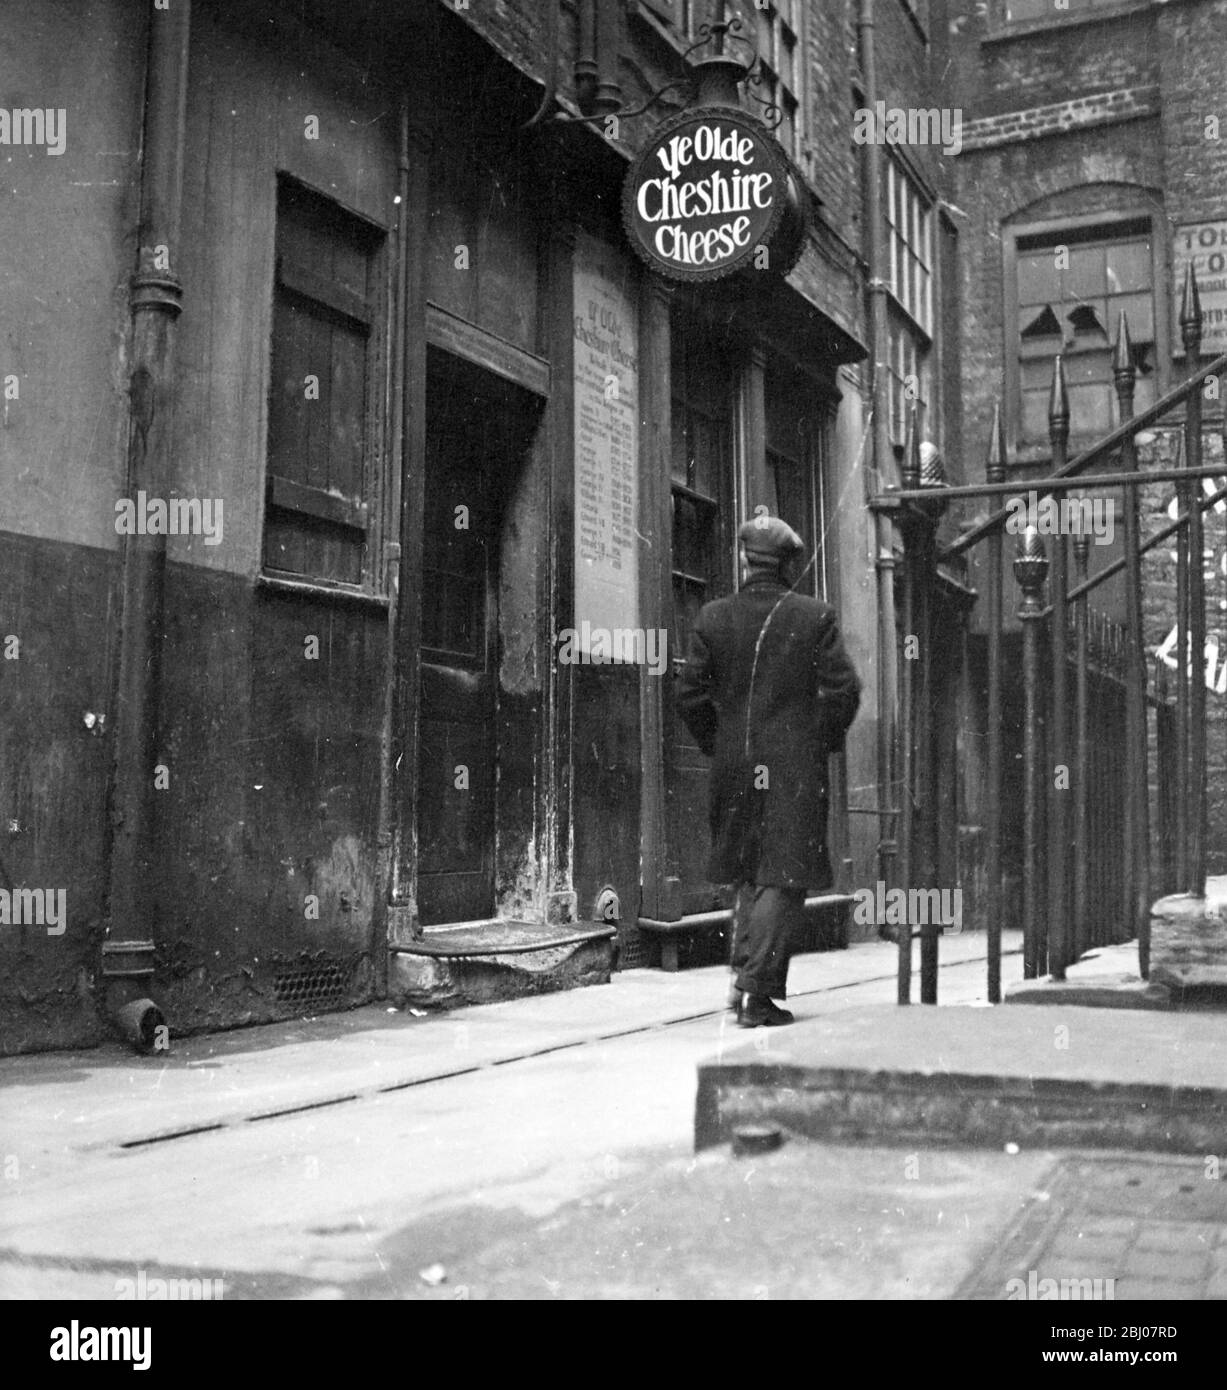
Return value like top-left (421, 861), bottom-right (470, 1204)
top-left (387, 297), bottom-right (551, 939)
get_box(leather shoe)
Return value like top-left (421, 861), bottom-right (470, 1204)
top-left (737, 994), bottom-right (794, 1028)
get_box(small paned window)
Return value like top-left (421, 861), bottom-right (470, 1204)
top-left (884, 158), bottom-right (934, 446)
top-left (722, 1), bottom-right (805, 165)
top-left (765, 366), bottom-right (826, 597)
top-left (1015, 222), bottom-right (1155, 442)
top-left (671, 324), bottom-right (733, 663)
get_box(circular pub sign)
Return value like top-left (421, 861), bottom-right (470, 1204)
top-left (622, 107), bottom-right (791, 284)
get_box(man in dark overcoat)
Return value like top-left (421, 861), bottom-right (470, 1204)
top-left (677, 515), bottom-right (861, 1026)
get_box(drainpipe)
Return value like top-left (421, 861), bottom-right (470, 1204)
top-left (857, 0), bottom-right (900, 897)
top-left (574, 0), bottom-right (598, 113)
top-left (594, 0), bottom-right (623, 115)
top-left (104, 0), bottom-right (191, 1052)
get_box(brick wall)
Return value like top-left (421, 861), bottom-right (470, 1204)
top-left (940, 0), bottom-right (1227, 921)
top-left (1158, 0), bottom-right (1227, 225)
top-left (960, 86), bottom-right (1159, 152)
top-left (1138, 430), bottom-right (1227, 879)
top-left (953, 115), bottom-right (1164, 479)
top-left (946, 3), bottom-right (1155, 119)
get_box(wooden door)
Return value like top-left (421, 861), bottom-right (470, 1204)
top-left (416, 358), bottom-right (500, 925)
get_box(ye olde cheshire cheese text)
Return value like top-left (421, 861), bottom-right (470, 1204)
top-left (635, 123), bottom-right (773, 268)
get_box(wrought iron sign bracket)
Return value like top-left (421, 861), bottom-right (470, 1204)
top-left (550, 18), bottom-right (778, 132)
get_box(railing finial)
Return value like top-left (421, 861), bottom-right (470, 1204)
top-left (1113, 312), bottom-right (1137, 412)
top-left (986, 399), bottom-right (1006, 485)
top-left (1048, 354), bottom-right (1070, 443)
top-left (1112, 310), bottom-right (1134, 374)
top-left (1181, 262), bottom-right (1203, 356)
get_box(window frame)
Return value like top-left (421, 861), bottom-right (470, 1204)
top-left (725, 0), bottom-right (806, 169)
top-left (763, 370), bottom-right (831, 602)
top-left (261, 173), bottom-right (390, 596)
top-left (1002, 208), bottom-right (1170, 460)
top-left (669, 315), bottom-right (736, 668)
top-left (883, 154), bottom-right (935, 448)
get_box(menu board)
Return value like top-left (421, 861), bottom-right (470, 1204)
top-left (1173, 221), bottom-right (1227, 356)
top-left (572, 231), bottom-right (640, 647)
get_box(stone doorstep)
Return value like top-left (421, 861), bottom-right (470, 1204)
top-left (388, 935), bottom-right (613, 1009)
top-left (694, 1004), bottom-right (1227, 1155)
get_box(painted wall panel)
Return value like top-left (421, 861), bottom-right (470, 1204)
top-left (0, 0), bottom-right (142, 551)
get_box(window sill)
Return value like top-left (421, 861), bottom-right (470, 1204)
top-left (258, 572), bottom-right (390, 607)
top-left (982, 0), bottom-right (1152, 45)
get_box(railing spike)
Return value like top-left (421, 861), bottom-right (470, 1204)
top-left (1113, 311), bottom-right (1137, 418)
top-left (1180, 261), bottom-right (1203, 335)
top-left (986, 400), bottom-right (1006, 485)
top-left (1113, 311), bottom-right (1134, 374)
top-left (1048, 354), bottom-right (1070, 438)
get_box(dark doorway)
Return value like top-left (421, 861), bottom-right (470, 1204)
top-left (415, 349), bottom-right (538, 925)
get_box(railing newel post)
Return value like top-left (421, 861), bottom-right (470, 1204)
top-left (1181, 265), bottom-right (1207, 905)
top-left (897, 408), bottom-right (920, 1005)
top-left (1113, 311), bottom-right (1152, 972)
top-left (1073, 522), bottom-right (1091, 963)
top-left (985, 404), bottom-right (1006, 1004)
top-left (1015, 527), bottom-right (1049, 980)
top-left (1047, 357), bottom-right (1071, 980)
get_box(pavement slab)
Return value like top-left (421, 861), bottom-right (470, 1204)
top-left (0, 931), bottom-right (1016, 1161)
top-left (957, 1154), bottom-right (1227, 1300)
top-left (0, 934), bottom-right (1031, 1299)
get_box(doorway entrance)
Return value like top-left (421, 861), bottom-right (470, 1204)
top-left (414, 349), bottom-right (539, 925)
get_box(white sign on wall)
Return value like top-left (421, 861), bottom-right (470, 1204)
top-left (1173, 221), bottom-right (1227, 356)
top-left (572, 230), bottom-right (640, 651)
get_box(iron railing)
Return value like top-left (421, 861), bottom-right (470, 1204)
top-left (873, 267), bottom-right (1225, 1003)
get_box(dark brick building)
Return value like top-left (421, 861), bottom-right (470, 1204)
top-left (948, 0), bottom-right (1227, 898)
top-left (1, 0), bottom-right (967, 1053)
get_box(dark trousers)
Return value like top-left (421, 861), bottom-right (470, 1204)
top-left (730, 883), bottom-right (805, 999)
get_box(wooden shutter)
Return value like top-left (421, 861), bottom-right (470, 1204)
top-left (264, 179), bottom-right (383, 586)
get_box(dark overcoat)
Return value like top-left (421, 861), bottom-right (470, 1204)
top-left (677, 573), bottom-right (861, 890)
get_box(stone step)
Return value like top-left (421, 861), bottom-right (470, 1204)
top-left (694, 1003), bottom-right (1227, 1155)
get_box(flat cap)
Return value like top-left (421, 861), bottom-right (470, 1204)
top-left (738, 514), bottom-right (804, 560)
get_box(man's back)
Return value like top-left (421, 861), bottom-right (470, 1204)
top-left (678, 570), bottom-right (861, 890)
